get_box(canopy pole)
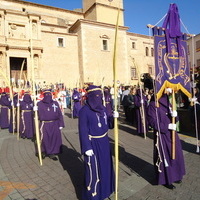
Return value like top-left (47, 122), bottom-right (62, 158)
top-left (30, 18), bottom-right (43, 166)
top-left (171, 89), bottom-right (176, 160)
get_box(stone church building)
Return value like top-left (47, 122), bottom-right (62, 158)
top-left (0, 0), bottom-right (154, 87)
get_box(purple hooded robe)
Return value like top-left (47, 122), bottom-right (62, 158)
top-left (134, 90), bottom-right (149, 135)
top-left (147, 94), bottom-right (185, 185)
top-left (104, 88), bottom-right (113, 117)
top-left (9, 93), bottom-right (18, 133)
top-left (72, 89), bottom-right (82, 118)
top-left (0, 93), bottom-right (11, 129)
top-left (78, 85), bottom-right (115, 200)
top-left (37, 90), bottom-right (65, 155)
top-left (19, 92), bottom-right (34, 139)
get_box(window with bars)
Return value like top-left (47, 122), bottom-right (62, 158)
top-left (197, 59), bottom-right (200, 67)
top-left (57, 37), bottom-right (65, 47)
top-left (102, 39), bottom-right (108, 51)
top-left (148, 66), bottom-right (153, 75)
top-left (132, 42), bottom-right (136, 49)
top-left (196, 40), bottom-right (200, 52)
top-left (131, 67), bottom-right (137, 79)
top-left (151, 48), bottom-right (154, 56)
top-left (146, 47), bottom-right (149, 56)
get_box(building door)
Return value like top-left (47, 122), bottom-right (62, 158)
top-left (10, 57), bottom-right (27, 86)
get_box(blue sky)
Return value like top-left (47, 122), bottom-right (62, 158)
top-left (23, 0), bottom-right (200, 36)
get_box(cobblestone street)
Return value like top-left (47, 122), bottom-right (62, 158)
top-left (0, 109), bottom-right (199, 200)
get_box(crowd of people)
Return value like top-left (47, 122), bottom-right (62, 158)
top-left (0, 82), bottom-right (200, 200)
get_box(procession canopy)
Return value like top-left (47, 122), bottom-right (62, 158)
top-left (152, 3), bottom-right (192, 101)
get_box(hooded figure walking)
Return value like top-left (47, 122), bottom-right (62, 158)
top-left (78, 85), bottom-right (115, 200)
top-left (147, 90), bottom-right (185, 189)
top-left (0, 92), bottom-right (11, 129)
top-left (36, 90), bottom-right (65, 160)
top-left (19, 91), bottom-right (35, 139)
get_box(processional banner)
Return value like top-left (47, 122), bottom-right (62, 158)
top-left (153, 3), bottom-right (191, 100)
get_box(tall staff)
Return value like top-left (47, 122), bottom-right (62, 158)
top-left (30, 18), bottom-right (43, 166)
top-left (101, 77), bottom-right (106, 106)
top-left (17, 60), bottom-right (25, 140)
top-left (171, 89), bottom-right (176, 159)
top-left (112, 2), bottom-right (120, 199)
top-left (132, 58), bottom-right (147, 139)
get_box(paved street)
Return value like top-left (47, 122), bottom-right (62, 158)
top-left (0, 108), bottom-right (199, 200)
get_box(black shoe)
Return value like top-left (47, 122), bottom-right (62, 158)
top-left (174, 180), bottom-right (182, 184)
top-left (164, 184), bottom-right (176, 189)
top-left (42, 153), bottom-right (46, 159)
top-left (35, 153), bottom-right (45, 159)
top-left (49, 154), bottom-right (58, 161)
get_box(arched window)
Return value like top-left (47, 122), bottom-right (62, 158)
top-left (146, 47), bottom-right (149, 56)
top-left (151, 48), bottom-right (154, 56)
top-left (100, 35), bottom-right (110, 51)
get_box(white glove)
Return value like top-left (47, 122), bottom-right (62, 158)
top-left (191, 97), bottom-right (197, 102)
top-left (166, 88), bottom-right (172, 93)
top-left (113, 111), bottom-right (119, 118)
top-left (168, 123), bottom-right (176, 131)
top-left (33, 105), bottom-right (38, 111)
top-left (170, 110), bottom-right (177, 117)
top-left (16, 103), bottom-right (20, 107)
top-left (59, 127), bottom-right (63, 130)
top-left (11, 102), bottom-right (14, 106)
top-left (85, 149), bottom-right (94, 156)
top-left (140, 99), bottom-right (144, 104)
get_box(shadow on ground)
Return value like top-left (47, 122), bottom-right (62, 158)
top-left (109, 138), bottom-right (156, 185)
top-left (58, 143), bottom-right (84, 200)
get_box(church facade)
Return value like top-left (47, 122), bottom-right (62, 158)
top-left (0, 0), bottom-right (154, 87)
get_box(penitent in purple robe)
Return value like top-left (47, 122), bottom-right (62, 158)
top-left (134, 91), bottom-right (149, 135)
top-left (147, 95), bottom-right (185, 185)
top-left (79, 106), bottom-right (115, 200)
top-left (9, 93), bottom-right (18, 133)
top-left (0, 93), bottom-right (11, 129)
top-left (72, 90), bottom-right (82, 118)
top-left (104, 89), bottom-right (113, 117)
top-left (19, 93), bottom-right (34, 139)
top-left (37, 93), bottom-right (65, 156)
top-left (78, 85), bottom-right (114, 200)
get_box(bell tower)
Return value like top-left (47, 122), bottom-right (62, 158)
top-left (82, 0), bottom-right (124, 26)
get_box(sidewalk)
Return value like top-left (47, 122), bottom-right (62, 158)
top-left (0, 108), bottom-right (199, 200)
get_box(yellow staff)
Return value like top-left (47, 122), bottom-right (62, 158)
top-left (112, 3), bottom-right (120, 200)
top-left (131, 58), bottom-right (147, 139)
top-left (30, 19), bottom-right (43, 166)
top-left (17, 59), bottom-right (25, 140)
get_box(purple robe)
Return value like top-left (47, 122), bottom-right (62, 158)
top-left (72, 90), bottom-right (82, 118)
top-left (104, 89), bottom-right (113, 117)
top-left (0, 93), bottom-right (10, 129)
top-left (147, 95), bottom-right (185, 185)
top-left (37, 99), bottom-right (65, 155)
top-left (134, 91), bottom-right (149, 135)
top-left (78, 105), bottom-right (115, 200)
top-left (9, 94), bottom-right (18, 133)
top-left (19, 94), bottom-right (34, 139)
